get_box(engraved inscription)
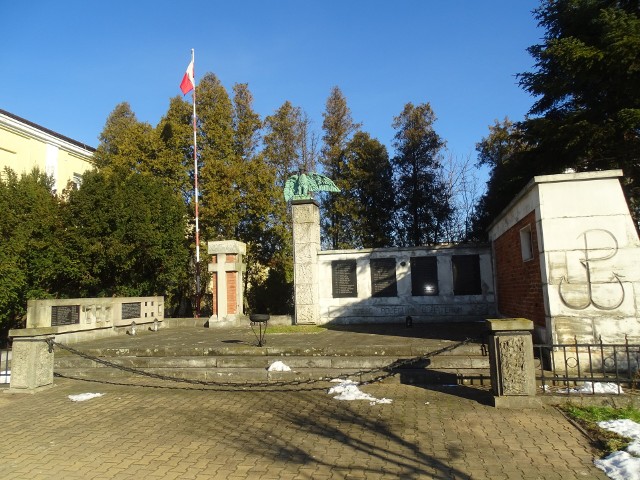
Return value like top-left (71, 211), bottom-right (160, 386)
top-left (121, 302), bottom-right (142, 320)
top-left (51, 305), bottom-right (80, 326)
top-left (332, 260), bottom-right (357, 298)
top-left (371, 258), bottom-right (397, 297)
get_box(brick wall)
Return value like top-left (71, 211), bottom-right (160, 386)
top-left (211, 273), bottom-right (217, 315)
top-left (226, 271), bottom-right (237, 314)
top-left (494, 211), bottom-right (546, 327)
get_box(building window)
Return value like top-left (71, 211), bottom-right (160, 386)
top-left (452, 255), bottom-right (482, 296)
top-left (331, 260), bottom-right (358, 298)
top-left (370, 258), bottom-right (397, 297)
top-left (520, 224), bottom-right (534, 261)
top-left (411, 256), bottom-right (439, 296)
top-left (72, 172), bottom-right (83, 189)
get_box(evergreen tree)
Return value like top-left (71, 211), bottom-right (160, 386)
top-left (344, 132), bottom-right (396, 248)
top-left (0, 168), bottom-right (81, 336)
top-left (471, 118), bottom-right (530, 238)
top-left (391, 102), bottom-right (451, 246)
top-left (64, 168), bottom-right (190, 308)
top-left (320, 87), bottom-right (360, 249)
top-left (476, 0), bottom-right (640, 233)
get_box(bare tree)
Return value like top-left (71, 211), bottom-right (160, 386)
top-left (438, 151), bottom-right (483, 242)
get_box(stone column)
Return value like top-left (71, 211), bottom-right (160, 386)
top-left (486, 318), bottom-right (540, 408)
top-left (6, 332), bottom-right (55, 393)
top-left (292, 199), bottom-right (321, 324)
top-left (207, 241), bottom-right (247, 324)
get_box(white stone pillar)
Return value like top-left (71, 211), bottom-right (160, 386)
top-left (292, 200), bottom-right (321, 324)
top-left (207, 241), bottom-right (247, 323)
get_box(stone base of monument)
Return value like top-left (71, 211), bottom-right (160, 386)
top-left (5, 334), bottom-right (55, 394)
top-left (486, 318), bottom-right (540, 408)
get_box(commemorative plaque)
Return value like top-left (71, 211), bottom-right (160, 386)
top-left (332, 260), bottom-right (357, 298)
top-left (370, 258), bottom-right (397, 297)
top-left (51, 305), bottom-right (80, 326)
top-left (452, 254), bottom-right (481, 295)
top-left (411, 256), bottom-right (439, 296)
top-left (121, 302), bottom-right (142, 320)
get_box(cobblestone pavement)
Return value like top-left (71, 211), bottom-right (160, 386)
top-left (0, 378), bottom-right (607, 479)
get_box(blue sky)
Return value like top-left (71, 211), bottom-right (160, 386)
top-left (3, 1), bottom-right (542, 173)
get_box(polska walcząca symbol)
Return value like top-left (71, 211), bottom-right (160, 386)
top-left (559, 229), bottom-right (625, 311)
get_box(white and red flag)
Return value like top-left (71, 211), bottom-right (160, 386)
top-left (180, 58), bottom-right (195, 94)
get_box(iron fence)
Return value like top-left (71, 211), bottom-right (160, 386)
top-left (534, 336), bottom-right (640, 395)
top-left (0, 344), bottom-right (10, 387)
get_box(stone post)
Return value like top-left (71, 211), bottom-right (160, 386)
top-left (207, 241), bottom-right (247, 324)
top-left (6, 331), bottom-right (55, 393)
top-left (486, 318), bottom-right (540, 408)
top-left (291, 199), bottom-right (321, 324)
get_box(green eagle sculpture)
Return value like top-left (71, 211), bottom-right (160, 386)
top-left (283, 172), bottom-right (340, 202)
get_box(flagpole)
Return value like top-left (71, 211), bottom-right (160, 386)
top-left (191, 48), bottom-right (201, 318)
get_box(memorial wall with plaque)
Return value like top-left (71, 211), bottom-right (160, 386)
top-left (370, 258), bottom-right (397, 297)
top-left (121, 302), bottom-right (142, 320)
top-left (411, 256), bottom-right (439, 296)
top-left (51, 305), bottom-right (80, 326)
top-left (332, 260), bottom-right (357, 298)
top-left (452, 254), bottom-right (481, 295)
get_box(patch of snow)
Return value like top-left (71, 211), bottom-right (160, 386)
top-left (595, 418), bottom-right (640, 480)
top-left (327, 380), bottom-right (392, 405)
top-left (550, 382), bottom-right (624, 395)
top-left (68, 393), bottom-right (104, 402)
top-left (0, 371), bottom-right (10, 384)
top-left (267, 361), bottom-right (291, 372)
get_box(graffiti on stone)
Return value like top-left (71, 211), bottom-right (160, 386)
top-left (558, 229), bottom-right (624, 311)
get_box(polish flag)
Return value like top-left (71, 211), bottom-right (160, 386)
top-left (180, 59), bottom-right (195, 95)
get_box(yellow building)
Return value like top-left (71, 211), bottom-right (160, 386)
top-left (0, 109), bottom-right (95, 193)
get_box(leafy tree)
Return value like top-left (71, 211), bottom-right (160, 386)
top-left (231, 84), bottom-right (292, 314)
top-left (344, 132), bottom-right (396, 248)
top-left (320, 87), bottom-right (361, 249)
top-left (196, 73), bottom-right (242, 241)
top-left (156, 96), bottom-right (195, 200)
top-left (391, 102), bottom-right (451, 246)
top-left (259, 101), bottom-right (321, 314)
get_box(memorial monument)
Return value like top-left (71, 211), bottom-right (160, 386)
top-left (284, 172), bottom-right (339, 324)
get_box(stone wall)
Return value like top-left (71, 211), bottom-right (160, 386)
top-left (317, 245), bottom-right (495, 324)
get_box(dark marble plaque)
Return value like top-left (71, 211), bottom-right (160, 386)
top-left (411, 256), bottom-right (439, 296)
top-left (371, 258), bottom-right (397, 297)
top-left (121, 302), bottom-right (142, 320)
top-left (332, 260), bottom-right (357, 298)
top-left (452, 254), bottom-right (481, 295)
top-left (51, 305), bottom-right (80, 326)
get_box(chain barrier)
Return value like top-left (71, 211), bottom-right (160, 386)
top-left (46, 337), bottom-right (478, 390)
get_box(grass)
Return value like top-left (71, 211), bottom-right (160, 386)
top-left (561, 404), bottom-right (640, 456)
top-left (265, 325), bottom-right (328, 334)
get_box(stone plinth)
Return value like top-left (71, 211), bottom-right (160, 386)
top-left (6, 334), bottom-right (54, 393)
top-left (292, 200), bottom-right (321, 324)
top-left (486, 318), bottom-right (540, 408)
top-left (208, 240), bottom-right (247, 323)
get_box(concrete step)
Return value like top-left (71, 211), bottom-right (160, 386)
top-left (53, 341), bottom-right (487, 359)
top-left (55, 354), bottom-right (489, 370)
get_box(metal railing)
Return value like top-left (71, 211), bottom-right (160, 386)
top-left (0, 345), bottom-right (10, 387)
top-left (534, 336), bottom-right (640, 395)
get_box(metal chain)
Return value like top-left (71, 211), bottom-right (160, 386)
top-left (47, 337), bottom-right (478, 389)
